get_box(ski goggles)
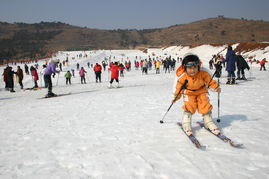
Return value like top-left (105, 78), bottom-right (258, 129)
top-left (185, 61), bottom-right (199, 67)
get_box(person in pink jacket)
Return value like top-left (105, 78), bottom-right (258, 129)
top-left (30, 66), bottom-right (39, 88)
top-left (79, 67), bottom-right (87, 84)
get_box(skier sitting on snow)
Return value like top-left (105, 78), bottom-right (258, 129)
top-left (172, 54), bottom-right (221, 136)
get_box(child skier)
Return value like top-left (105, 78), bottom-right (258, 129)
top-left (79, 67), bottom-right (87, 84)
top-left (172, 54), bottom-right (221, 136)
top-left (64, 71), bottom-right (72, 85)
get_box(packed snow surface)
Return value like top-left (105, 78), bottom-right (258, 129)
top-left (0, 46), bottom-right (269, 178)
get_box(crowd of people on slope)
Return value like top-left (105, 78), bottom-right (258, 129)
top-left (1, 48), bottom-right (267, 95)
top-left (1, 53), bottom-right (179, 94)
top-left (134, 56), bottom-right (177, 75)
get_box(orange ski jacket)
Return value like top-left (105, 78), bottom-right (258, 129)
top-left (173, 66), bottom-right (218, 101)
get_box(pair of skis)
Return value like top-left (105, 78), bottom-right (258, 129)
top-left (39, 92), bottom-right (72, 99)
top-left (178, 122), bottom-right (243, 150)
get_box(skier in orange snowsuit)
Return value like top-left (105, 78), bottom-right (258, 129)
top-left (173, 54), bottom-right (221, 136)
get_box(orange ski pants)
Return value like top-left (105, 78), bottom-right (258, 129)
top-left (182, 93), bottom-right (212, 115)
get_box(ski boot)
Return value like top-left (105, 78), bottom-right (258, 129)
top-left (108, 83), bottom-right (113, 88)
top-left (182, 111), bottom-right (193, 136)
top-left (231, 78), bottom-right (236, 84)
top-left (203, 112), bottom-right (220, 135)
top-left (46, 92), bottom-right (56, 98)
top-left (226, 79), bottom-right (231, 84)
top-left (241, 75), bottom-right (247, 80)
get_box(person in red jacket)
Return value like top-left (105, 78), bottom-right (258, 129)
top-left (30, 66), bottom-right (39, 88)
top-left (93, 63), bottom-right (102, 83)
top-left (260, 58), bottom-right (267, 71)
top-left (108, 62), bottom-right (124, 88)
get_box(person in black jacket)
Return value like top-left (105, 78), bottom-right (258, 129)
top-left (236, 54), bottom-right (250, 80)
top-left (16, 66), bottom-right (24, 89)
top-left (6, 66), bottom-right (16, 92)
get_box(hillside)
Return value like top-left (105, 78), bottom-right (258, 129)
top-left (1, 17), bottom-right (269, 60)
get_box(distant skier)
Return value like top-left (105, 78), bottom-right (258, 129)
top-left (142, 60), bottom-right (148, 75)
top-left (156, 60), bottom-right (161, 74)
top-left (44, 59), bottom-right (60, 97)
top-left (236, 54), bottom-right (250, 80)
top-left (59, 62), bottom-right (62, 71)
top-left (6, 66), bottom-right (16, 92)
top-left (71, 69), bottom-right (75, 77)
top-left (102, 61), bottom-right (107, 71)
top-left (224, 46), bottom-right (237, 84)
top-left (79, 67), bottom-right (87, 84)
top-left (119, 63), bottom-right (125, 77)
top-left (260, 58), bottom-right (267, 71)
top-left (64, 71), bottom-right (72, 85)
top-left (213, 54), bottom-right (223, 78)
top-left (16, 66), bottom-right (24, 89)
top-left (172, 54), bottom-right (221, 136)
top-left (135, 61), bottom-right (139, 70)
top-left (24, 64), bottom-right (29, 75)
top-left (93, 63), bottom-right (102, 83)
top-left (108, 62), bottom-right (124, 88)
top-left (30, 66), bottom-right (39, 88)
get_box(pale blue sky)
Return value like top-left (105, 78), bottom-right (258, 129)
top-left (1, 0), bottom-right (269, 29)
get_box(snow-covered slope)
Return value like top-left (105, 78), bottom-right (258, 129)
top-left (0, 46), bottom-right (269, 178)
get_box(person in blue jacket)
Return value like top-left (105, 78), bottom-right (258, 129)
top-left (224, 46), bottom-right (237, 84)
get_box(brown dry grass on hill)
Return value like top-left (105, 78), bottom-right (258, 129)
top-left (235, 42), bottom-right (269, 53)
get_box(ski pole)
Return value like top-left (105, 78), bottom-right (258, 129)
top-left (217, 78), bottom-right (221, 123)
top-left (31, 75), bottom-right (34, 87)
top-left (56, 73), bottom-right (60, 86)
top-left (250, 63), bottom-right (252, 79)
top-left (160, 80), bottom-right (188, 124)
top-left (40, 72), bottom-right (42, 87)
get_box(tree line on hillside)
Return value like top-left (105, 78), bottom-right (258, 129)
top-left (0, 29), bottom-right (63, 61)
